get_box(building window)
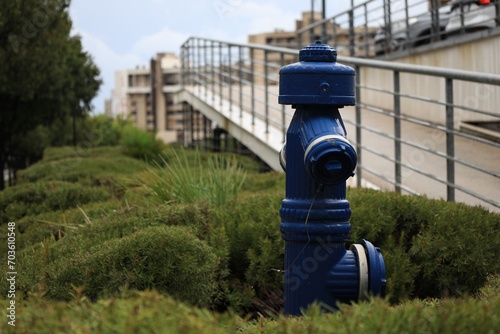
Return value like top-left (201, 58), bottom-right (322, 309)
top-left (163, 73), bottom-right (179, 85)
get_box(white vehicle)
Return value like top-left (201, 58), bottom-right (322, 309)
top-left (374, 5), bottom-right (451, 55)
top-left (446, 0), bottom-right (498, 35)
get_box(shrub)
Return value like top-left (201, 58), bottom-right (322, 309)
top-left (0, 291), bottom-right (243, 334)
top-left (84, 114), bottom-right (123, 146)
top-left (0, 181), bottom-right (110, 222)
top-left (120, 126), bottom-right (165, 162)
top-left (44, 226), bottom-right (219, 306)
top-left (211, 194), bottom-right (284, 313)
top-left (240, 170), bottom-right (285, 195)
top-left (0, 199), bottom-right (124, 252)
top-left (3, 144), bottom-right (498, 321)
top-left (2, 283), bottom-right (499, 334)
top-left (19, 147), bottom-right (147, 188)
top-left (347, 188), bottom-right (500, 303)
top-left (6, 202), bottom-right (229, 306)
top-left (476, 274), bottom-right (500, 302)
top-left (41, 146), bottom-right (124, 162)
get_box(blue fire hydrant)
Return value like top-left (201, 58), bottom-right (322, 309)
top-left (279, 41), bottom-right (386, 315)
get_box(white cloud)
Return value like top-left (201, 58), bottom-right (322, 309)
top-left (132, 27), bottom-right (189, 58)
top-left (230, 1), bottom-right (299, 33)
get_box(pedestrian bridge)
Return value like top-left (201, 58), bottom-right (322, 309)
top-left (174, 37), bottom-right (500, 212)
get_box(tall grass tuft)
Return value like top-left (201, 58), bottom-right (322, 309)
top-left (206, 154), bottom-right (247, 207)
top-left (141, 149), bottom-right (246, 207)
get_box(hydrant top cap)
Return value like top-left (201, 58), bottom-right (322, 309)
top-left (299, 41), bottom-right (337, 63)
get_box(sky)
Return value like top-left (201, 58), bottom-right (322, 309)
top-left (69, 0), bottom-right (354, 113)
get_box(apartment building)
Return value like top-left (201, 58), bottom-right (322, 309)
top-left (247, 11), bottom-right (378, 85)
top-left (111, 52), bottom-right (183, 143)
top-left (249, 11), bottom-right (378, 56)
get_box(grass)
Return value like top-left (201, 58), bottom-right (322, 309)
top-left (1, 277), bottom-right (499, 333)
top-left (0, 143), bottom-right (498, 333)
top-left (138, 148), bottom-right (247, 207)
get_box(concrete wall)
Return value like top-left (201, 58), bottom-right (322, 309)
top-left (359, 30), bottom-right (500, 128)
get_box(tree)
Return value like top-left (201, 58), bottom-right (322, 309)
top-left (0, 0), bottom-right (102, 189)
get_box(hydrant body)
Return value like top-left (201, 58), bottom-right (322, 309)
top-left (279, 41), bottom-right (386, 315)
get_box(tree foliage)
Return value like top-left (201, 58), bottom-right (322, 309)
top-left (0, 0), bottom-right (102, 189)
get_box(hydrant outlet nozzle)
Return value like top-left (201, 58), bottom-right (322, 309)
top-left (304, 134), bottom-right (357, 185)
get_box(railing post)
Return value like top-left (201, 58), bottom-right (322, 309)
top-left (321, 0), bottom-right (327, 42)
top-left (459, 3), bottom-right (465, 35)
top-left (394, 71), bottom-right (402, 194)
top-left (496, 0), bottom-right (500, 27)
top-left (211, 41), bottom-right (215, 106)
top-left (180, 43), bottom-right (185, 88)
top-left (190, 104), bottom-right (194, 147)
top-left (239, 46), bottom-right (243, 119)
top-left (264, 50), bottom-right (269, 134)
top-left (333, 20), bottom-right (337, 48)
top-left (355, 65), bottom-right (362, 188)
top-left (228, 44), bottom-right (233, 114)
top-left (204, 39), bottom-right (208, 101)
top-left (384, 0), bottom-right (392, 54)
top-left (280, 52), bottom-right (286, 143)
top-left (203, 115), bottom-right (208, 150)
top-left (183, 41), bottom-right (190, 87)
top-left (445, 78), bottom-right (455, 202)
top-left (219, 42), bottom-right (223, 111)
top-left (404, 0), bottom-right (410, 46)
top-left (310, 0), bottom-right (315, 44)
top-left (197, 38), bottom-right (201, 95)
top-left (431, 0), bottom-right (440, 43)
top-left (250, 48), bottom-right (255, 125)
top-left (349, 9), bottom-right (355, 57)
top-left (364, 4), bottom-right (369, 57)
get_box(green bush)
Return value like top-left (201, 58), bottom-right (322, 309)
top-left (6, 202), bottom-right (229, 306)
top-left (0, 291), bottom-right (244, 334)
top-left (0, 199), bottom-right (124, 252)
top-left (240, 170), bottom-right (285, 195)
top-left (2, 144), bottom-right (498, 324)
top-left (206, 195), bottom-right (284, 313)
top-left (18, 146), bottom-right (147, 190)
top-left (84, 114), bottom-right (124, 147)
top-left (45, 226), bottom-right (218, 305)
top-left (0, 181), bottom-right (110, 222)
top-left (2, 279), bottom-right (499, 334)
top-left (244, 295), bottom-right (500, 333)
top-left (41, 146), bottom-right (124, 162)
top-left (121, 126), bottom-right (165, 162)
top-left (347, 188), bottom-right (500, 302)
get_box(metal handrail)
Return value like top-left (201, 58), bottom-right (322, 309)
top-left (179, 36), bottom-right (500, 212)
top-left (182, 36), bottom-right (500, 84)
top-left (296, 0), bottom-right (500, 57)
